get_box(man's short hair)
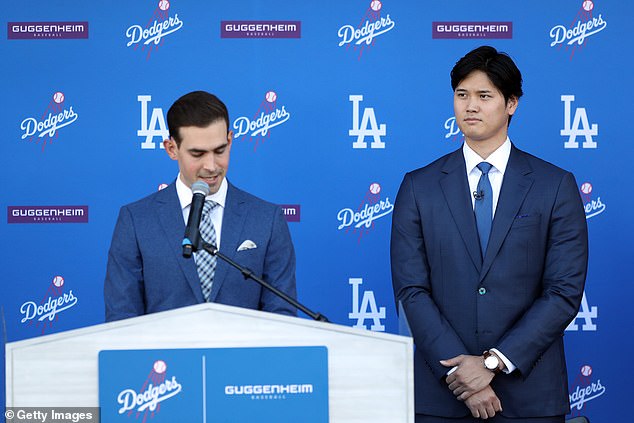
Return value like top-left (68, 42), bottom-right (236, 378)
top-left (166, 91), bottom-right (230, 145)
top-left (451, 45), bottom-right (524, 104)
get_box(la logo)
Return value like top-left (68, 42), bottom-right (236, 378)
top-left (561, 95), bottom-right (598, 149)
top-left (566, 291), bottom-right (598, 331)
top-left (349, 95), bottom-right (386, 149)
top-left (348, 278), bottom-right (386, 331)
top-left (138, 95), bottom-right (169, 149)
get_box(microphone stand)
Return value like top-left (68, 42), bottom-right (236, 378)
top-left (200, 242), bottom-right (329, 323)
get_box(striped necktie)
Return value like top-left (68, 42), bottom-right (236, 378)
top-left (194, 200), bottom-right (218, 301)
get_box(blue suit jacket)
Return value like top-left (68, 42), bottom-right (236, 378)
top-left (391, 145), bottom-right (588, 418)
top-left (104, 181), bottom-right (297, 321)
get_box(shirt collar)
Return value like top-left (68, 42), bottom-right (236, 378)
top-left (175, 174), bottom-right (228, 210)
top-left (463, 137), bottom-right (512, 175)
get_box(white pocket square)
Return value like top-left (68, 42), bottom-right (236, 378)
top-left (237, 240), bottom-right (257, 251)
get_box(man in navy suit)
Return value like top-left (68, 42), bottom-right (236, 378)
top-left (391, 46), bottom-right (588, 422)
top-left (105, 91), bottom-right (296, 321)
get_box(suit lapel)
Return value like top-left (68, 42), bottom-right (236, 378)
top-left (208, 182), bottom-right (247, 302)
top-left (156, 183), bottom-right (205, 302)
top-left (480, 146), bottom-right (534, 281)
top-left (439, 149), bottom-right (482, 271)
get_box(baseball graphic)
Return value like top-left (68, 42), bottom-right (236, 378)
top-left (582, 1), bottom-right (594, 12)
top-left (265, 90), bottom-right (277, 103)
top-left (369, 182), bottom-right (381, 194)
top-left (370, 0), bottom-right (382, 12)
top-left (158, 0), bottom-right (170, 11)
top-left (52, 275), bottom-right (65, 287)
top-left (53, 92), bottom-right (65, 104)
top-left (580, 182), bottom-right (592, 195)
top-left (153, 360), bottom-right (167, 374)
top-left (581, 364), bottom-right (592, 377)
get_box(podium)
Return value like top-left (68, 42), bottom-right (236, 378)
top-left (6, 303), bottom-right (414, 422)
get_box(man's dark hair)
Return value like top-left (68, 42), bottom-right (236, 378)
top-left (166, 91), bottom-right (230, 145)
top-left (451, 46), bottom-right (523, 124)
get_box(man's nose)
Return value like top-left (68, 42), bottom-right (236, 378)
top-left (466, 97), bottom-right (479, 112)
top-left (202, 155), bottom-right (217, 172)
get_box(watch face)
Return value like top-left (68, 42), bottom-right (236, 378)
top-left (484, 355), bottom-right (499, 370)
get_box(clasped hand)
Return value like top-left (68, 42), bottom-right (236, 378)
top-left (441, 354), bottom-right (502, 419)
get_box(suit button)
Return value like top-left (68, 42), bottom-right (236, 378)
top-left (478, 287), bottom-right (487, 295)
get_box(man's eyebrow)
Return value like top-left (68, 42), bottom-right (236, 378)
top-left (455, 88), bottom-right (494, 94)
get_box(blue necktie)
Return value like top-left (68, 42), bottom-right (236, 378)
top-left (475, 162), bottom-right (493, 257)
top-left (194, 200), bottom-right (218, 301)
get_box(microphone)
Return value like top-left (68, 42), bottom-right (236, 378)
top-left (182, 180), bottom-right (210, 258)
top-left (473, 190), bottom-right (484, 200)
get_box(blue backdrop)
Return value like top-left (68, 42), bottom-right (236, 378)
top-left (3, 1), bottom-right (632, 420)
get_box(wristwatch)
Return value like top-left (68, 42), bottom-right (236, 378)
top-left (483, 350), bottom-right (501, 374)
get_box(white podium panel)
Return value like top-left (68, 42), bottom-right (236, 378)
top-left (6, 303), bottom-right (414, 422)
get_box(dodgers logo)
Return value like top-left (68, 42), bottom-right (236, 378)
top-left (137, 94), bottom-right (169, 149)
top-left (568, 364), bottom-right (606, 413)
top-left (20, 91), bottom-right (78, 151)
top-left (19, 275), bottom-right (79, 334)
top-left (337, 182), bottom-right (393, 241)
top-left (566, 290), bottom-right (598, 331)
top-left (349, 277), bottom-right (386, 331)
top-left (117, 360), bottom-right (183, 418)
top-left (561, 95), bottom-right (598, 149)
top-left (232, 90), bottom-right (291, 151)
top-left (549, 0), bottom-right (607, 59)
top-left (349, 95), bottom-right (387, 149)
top-left (578, 182), bottom-right (606, 220)
top-left (444, 116), bottom-right (464, 143)
top-left (125, 0), bottom-right (183, 59)
top-left (337, 0), bottom-right (395, 59)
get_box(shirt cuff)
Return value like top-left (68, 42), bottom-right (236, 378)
top-left (446, 366), bottom-right (458, 376)
top-left (490, 348), bottom-right (516, 374)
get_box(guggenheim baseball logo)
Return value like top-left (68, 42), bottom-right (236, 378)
top-left (20, 91), bottom-right (78, 151)
top-left (20, 275), bottom-right (78, 333)
top-left (225, 383), bottom-right (313, 401)
top-left (432, 21), bottom-right (512, 39)
top-left (8, 206), bottom-right (88, 224)
top-left (117, 360), bottom-right (182, 417)
top-left (549, 0), bottom-right (607, 59)
top-left (338, 0), bottom-right (395, 59)
top-left (8, 21), bottom-right (88, 39)
top-left (125, 0), bottom-right (183, 59)
top-left (221, 20), bottom-right (301, 38)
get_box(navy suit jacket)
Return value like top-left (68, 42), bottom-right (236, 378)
top-left (391, 145), bottom-right (588, 418)
top-left (104, 181), bottom-right (297, 321)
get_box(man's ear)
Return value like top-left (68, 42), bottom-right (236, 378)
top-left (507, 96), bottom-right (519, 117)
top-left (163, 137), bottom-right (178, 160)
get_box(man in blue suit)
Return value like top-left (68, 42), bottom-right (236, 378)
top-left (105, 91), bottom-right (296, 321)
top-left (391, 46), bottom-right (588, 422)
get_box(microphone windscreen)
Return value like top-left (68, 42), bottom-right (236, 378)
top-left (191, 180), bottom-right (210, 196)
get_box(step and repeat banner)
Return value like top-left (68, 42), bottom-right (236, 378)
top-left (2, 1), bottom-right (632, 420)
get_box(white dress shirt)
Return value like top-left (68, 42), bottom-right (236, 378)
top-left (461, 138), bottom-right (517, 374)
top-left (175, 175), bottom-right (227, 249)
top-left (463, 137), bottom-right (512, 217)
